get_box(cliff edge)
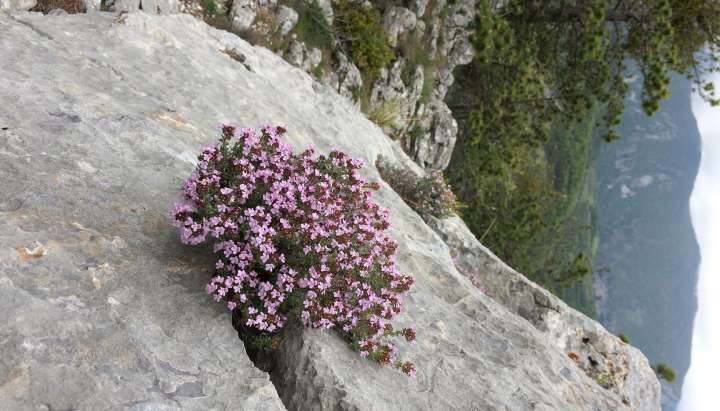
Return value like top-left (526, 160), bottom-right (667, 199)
top-left (0, 11), bottom-right (660, 410)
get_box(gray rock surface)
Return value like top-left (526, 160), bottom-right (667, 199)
top-left (284, 39), bottom-right (306, 68)
top-left (283, 40), bottom-right (322, 72)
top-left (0, 0), bottom-right (35, 11)
top-left (383, 6), bottom-right (416, 48)
top-left (0, 11), bottom-right (660, 411)
top-left (230, 0), bottom-right (258, 31)
top-left (423, 215), bottom-right (662, 409)
top-left (335, 51), bottom-right (363, 105)
top-left (274, 5), bottom-right (297, 35)
top-left (112, 0), bottom-right (179, 14)
top-left (406, 97), bottom-right (457, 170)
top-left (0, 11), bottom-right (282, 411)
top-left (270, 202), bottom-right (659, 410)
top-left (183, 0), bottom-right (474, 171)
top-left (370, 59), bottom-right (423, 136)
top-left (411, 0), bottom-right (428, 17)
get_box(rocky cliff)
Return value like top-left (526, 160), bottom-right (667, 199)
top-left (0, 10), bottom-right (660, 410)
top-left (181, 0), bottom-right (477, 170)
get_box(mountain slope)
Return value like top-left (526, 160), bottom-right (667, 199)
top-left (594, 74), bottom-right (701, 409)
top-left (0, 11), bottom-right (659, 410)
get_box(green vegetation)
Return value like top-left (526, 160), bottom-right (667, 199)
top-left (471, 0), bottom-right (720, 143)
top-left (447, 60), bottom-right (600, 313)
top-left (377, 159), bottom-right (459, 218)
top-left (291, 0), bottom-right (333, 50)
top-left (654, 363), bottom-right (677, 383)
top-left (334, 1), bottom-right (395, 78)
top-left (200, 0), bottom-right (218, 17)
top-left (446, 0), bottom-right (720, 313)
top-left (618, 334), bottom-right (630, 344)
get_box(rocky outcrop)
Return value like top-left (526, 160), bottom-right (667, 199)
top-left (207, 0), bottom-right (479, 170)
top-left (383, 6), bottom-right (416, 47)
top-left (424, 216), bottom-right (661, 408)
top-left (0, 11), bottom-right (660, 411)
top-left (0, 11), bottom-right (281, 410)
top-left (406, 96), bottom-right (458, 170)
top-left (274, 5), bottom-right (297, 35)
top-left (282, 39), bottom-right (320, 72)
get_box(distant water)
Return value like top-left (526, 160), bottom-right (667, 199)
top-left (677, 76), bottom-right (720, 411)
top-left (593, 74), bottom-right (701, 410)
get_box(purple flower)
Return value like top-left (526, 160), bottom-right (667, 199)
top-left (171, 125), bottom-right (416, 376)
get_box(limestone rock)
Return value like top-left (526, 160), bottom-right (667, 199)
top-left (448, 35), bottom-right (474, 66)
top-left (370, 59), bottom-right (424, 136)
top-left (109, 0), bottom-right (180, 14)
top-left (406, 97), bottom-right (457, 170)
top-left (284, 40), bottom-right (321, 71)
top-left (427, 17), bottom-right (440, 57)
top-left (112, 0), bottom-right (179, 14)
top-left (429, 0), bottom-right (447, 18)
top-left (230, 0), bottom-right (257, 31)
top-left (83, 0), bottom-right (99, 12)
top-left (383, 6), bottom-right (416, 48)
top-left (0, 12), bottom-right (660, 411)
top-left (308, 47), bottom-right (322, 69)
top-left (335, 51), bottom-right (363, 105)
top-left (423, 215), bottom-right (662, 409)
top-left (274, 5), bottom-right (297, 35)
top-left (0, 0), bottom-right (36, 11)
top-left (0, 12), bottom-right (286, 410)
top-left (270, 184), bottom-right (659, 410)
top-left (284, 39), bottom-right (306, 68)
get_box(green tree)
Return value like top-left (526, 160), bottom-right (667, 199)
top-left (447, 0), bottom-right (720, 296)
top-left (471, 0), bottom-right (720, 142)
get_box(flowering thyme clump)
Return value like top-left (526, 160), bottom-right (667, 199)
top-left (172, 125), bottom-right (417, 376)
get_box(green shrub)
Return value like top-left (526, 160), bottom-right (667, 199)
top-left (334, 0), bottom-right (395, 77)
top-left (201, 0), bottom-right (218, 17)
top-left (654, 363), bottom-right (677, 383)
top-left (618, 333), bottom-right (629, 344)
top-left (377, 158), bottom-right (459, 218)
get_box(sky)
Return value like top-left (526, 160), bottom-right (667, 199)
top-left (678, 74), bottom-right (720, 411)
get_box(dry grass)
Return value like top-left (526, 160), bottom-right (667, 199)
top-left (31, 0), bottom-right (86, 13)
top-left (366, 98), bottom-right (406, 131)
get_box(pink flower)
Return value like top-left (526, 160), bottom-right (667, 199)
top-left (171, 125), bottom-right (416, 376)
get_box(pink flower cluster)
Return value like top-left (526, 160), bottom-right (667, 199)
top-left (172, 125), bottom-right (416, 376)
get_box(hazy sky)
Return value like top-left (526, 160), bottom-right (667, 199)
top-left (678, 74), bottom-right (720, 411)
